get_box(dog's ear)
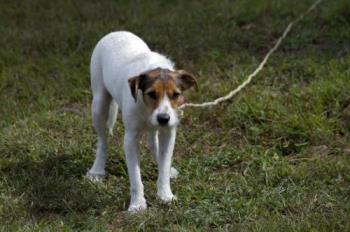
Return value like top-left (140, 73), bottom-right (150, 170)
top-left (176, 70), bottom-right (198, 91)
top-left (128, 74), bottom-right (146, 102)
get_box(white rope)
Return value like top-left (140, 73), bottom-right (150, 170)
top-left (179, 0), bottom-right (323, 110)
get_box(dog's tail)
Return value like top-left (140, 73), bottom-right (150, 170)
top-left (107, 100), bottom-right (118, 136)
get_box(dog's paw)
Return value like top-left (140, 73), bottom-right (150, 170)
top-left (86, 171), bottom-right (106, 183)
top-left (170, 167), bottom-right (179, 179)
top-left (157, 191), bottom-right (177, 203)
top-left (128, 198), bottom-right (147, 213)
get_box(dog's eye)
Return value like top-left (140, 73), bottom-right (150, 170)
top-left (171, 92), bottom-right (181, 100)
top-left (147, 91), bottom-right (157, 99)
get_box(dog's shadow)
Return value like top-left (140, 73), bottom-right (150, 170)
top-left (1, 152), bottom-right (129, 217)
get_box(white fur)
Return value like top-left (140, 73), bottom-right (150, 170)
top-left (87, 31), bottom-right (179, 212)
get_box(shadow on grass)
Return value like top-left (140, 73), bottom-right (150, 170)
top-left (0, 153), bottom-right (124, 217)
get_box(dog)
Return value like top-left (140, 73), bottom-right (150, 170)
top-left (86, 31), bottom-right (197, 212)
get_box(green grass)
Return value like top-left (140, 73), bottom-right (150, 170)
top-left (1, 0), bottom-right (350, 231)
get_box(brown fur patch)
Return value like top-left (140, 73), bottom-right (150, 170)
top-left (141, 68), bottom-right (182, 110)
top-left (129, 68), bottom-right (196, 109)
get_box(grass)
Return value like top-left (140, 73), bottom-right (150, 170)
top-left (1, 0), bottom-right (350, 231)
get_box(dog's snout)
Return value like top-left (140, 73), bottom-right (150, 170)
top-left (157, 113), bottom-right (170, 125)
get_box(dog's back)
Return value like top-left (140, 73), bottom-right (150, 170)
top-left (90, 31), bottom-right (174, 107)
top-left (90, 32), bottom-right (150, 105)
top-left (98, 31), bottom-right (151, 64)
top-left (90, 31), bottom-right (151, 82)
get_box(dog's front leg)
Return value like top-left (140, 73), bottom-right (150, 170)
top-left (157, 127), bottom-right (177, 202)
top-left (149, 130), bottom-right (179, 179)
top-left (124, 130), bottom-right (147, 212)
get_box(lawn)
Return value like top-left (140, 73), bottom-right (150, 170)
top-left (1, 0), bottom-right (350, 231)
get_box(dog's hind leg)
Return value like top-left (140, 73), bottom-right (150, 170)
top-left (87, 88), bottom-right (111, 182)
top-left (87, 45), bottom-right (113, 182)
top-left (107, 100), bottom-right (118, 136)
top-left (170, 166), bottom-right (179, 179)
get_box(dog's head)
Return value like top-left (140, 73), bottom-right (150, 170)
top-left (128, 68), bottom-right (197, 127)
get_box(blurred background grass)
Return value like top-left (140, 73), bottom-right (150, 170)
top-left (0, 0), bottom-right (350, 231)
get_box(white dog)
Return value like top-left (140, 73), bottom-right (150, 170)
top-left (86, 31), bottom-right (197, 212)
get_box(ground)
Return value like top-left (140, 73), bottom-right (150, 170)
top-left (1, 0), bottom-right (350, 231)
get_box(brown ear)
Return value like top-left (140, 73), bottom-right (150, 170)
top-left (128, 74), bottom-right (145, 102)
top-left (176, 70), bottom-right (198, 91)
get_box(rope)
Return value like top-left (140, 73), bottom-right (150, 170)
top-left (179, 0), bottom-right (323, 110)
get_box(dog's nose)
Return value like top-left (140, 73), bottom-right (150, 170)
top-left (157, 113), bottom-right (170, 125)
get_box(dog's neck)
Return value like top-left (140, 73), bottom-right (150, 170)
top-left (126, 52), bottom-right (175, 77)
